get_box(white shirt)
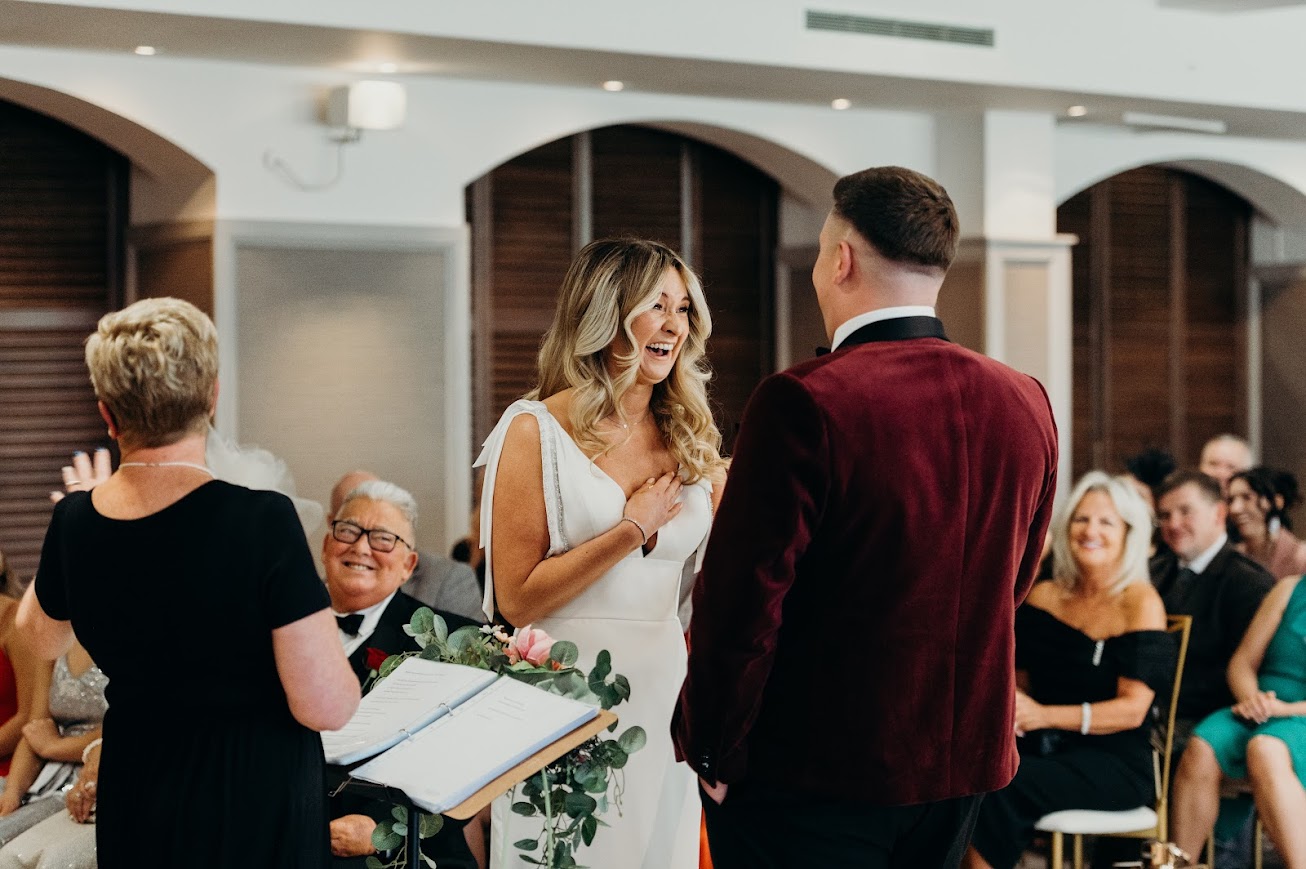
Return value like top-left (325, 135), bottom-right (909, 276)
top-left (830, 306), bottom-right (937, 351)
top-left (1183, 533), bottom-right (1228, 575)
top-left (335, 591), bottom-right (398, 657)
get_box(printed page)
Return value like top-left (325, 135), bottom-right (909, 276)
top-left (350, 676), bottom-right (599, 814)
top-left (322, 658), bottom-right (498, 765)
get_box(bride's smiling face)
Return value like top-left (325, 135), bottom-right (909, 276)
top-left (608, 268), bottom-right (691, 387)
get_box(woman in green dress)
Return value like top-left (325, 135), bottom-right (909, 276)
top-left (1171, 574), bottom-right (1306, 867)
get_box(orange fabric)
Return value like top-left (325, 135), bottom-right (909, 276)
top-left (699, 812), bottom-right (713, 869)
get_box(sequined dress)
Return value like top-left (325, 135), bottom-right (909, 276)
top-left (478, 400), bottom-right (712, 869)
top-left (32, 481), bottom-right (332, 868)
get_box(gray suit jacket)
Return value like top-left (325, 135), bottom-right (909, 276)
top-left (402, 551), bottom-right (484, 622)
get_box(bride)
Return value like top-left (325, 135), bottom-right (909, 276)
top-left (477, 238), bottom-right (726, 868)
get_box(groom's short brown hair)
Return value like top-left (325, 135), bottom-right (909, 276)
top-left (832, 166), bottom-right (959, 273)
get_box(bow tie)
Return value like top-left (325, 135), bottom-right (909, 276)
top-left (815, 346), bottom-right (831, 357)
top-left (336, 613), bottom-right (365, 636)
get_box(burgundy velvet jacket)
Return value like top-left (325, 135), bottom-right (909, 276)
top-left (672, 316), bottom-right (1058, 805)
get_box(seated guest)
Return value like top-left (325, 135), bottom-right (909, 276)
top-left (0, 556), bottom-right (45, 786)
top-left (964, 471), bottom-right (1172, 869)
top-left (1227, 467), bottom-right (1306, 580)
top-left (0, 739), bottom-right (100, 868)
top-left (0, 641), bottom-right (104, 846)
top-left (1200, 434), bottom-right (1254, 497)
top-left (1123, 446), bottom-right (1177, 515)
top-left (1170, 574), bottom-right (1306, 867)
top-left (330, 470), bottom-right (483, 622)
top-left (324, 478), bottom-right (478, 868)
top-left (1153, 471), bottom-right (1276, 734)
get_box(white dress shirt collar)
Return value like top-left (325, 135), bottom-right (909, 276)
top-left (830, 306), bottom-right (937, 351)
top-left (1183, 532), bottom-right (1228, 575)
top-left (336, 590), bottom-right (398, 657)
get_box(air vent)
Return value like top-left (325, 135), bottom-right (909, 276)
top-left (806, 10), bottom-right (995, 47)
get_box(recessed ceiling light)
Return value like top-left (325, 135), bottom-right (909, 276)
top-left (1067, 105), bottom-right (1088, 117)
top-left (134, 45), bottom-right (157, 56)
top-left (831, 98), bottom-right (852, 111)
top-left (377, 62), bottom-right (398, 74)
top-left (602, 80), bottom-right (625, 92)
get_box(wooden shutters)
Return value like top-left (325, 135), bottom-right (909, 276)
top-left (469, 125), bottom-right (778, 455)
top-left (0, 100), bottom-right (126, 581)
top-left (1060, 167), bottom-right (1249, 478)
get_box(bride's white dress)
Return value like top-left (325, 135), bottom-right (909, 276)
top-left (477, 400), bottom-right (710, 869)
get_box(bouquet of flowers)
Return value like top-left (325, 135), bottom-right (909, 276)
top-left (362, 609), bottom-right (644, 869)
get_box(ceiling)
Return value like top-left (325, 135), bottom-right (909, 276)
top-left (4, 0), bottom-right (1306, 141)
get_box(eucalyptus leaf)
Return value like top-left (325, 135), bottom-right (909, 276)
top-left (513, 839), bottom-right (539, 851)
top-left (617, 726), bottom-right (647, 754)
top-left (378, 655), bottom-right (404, 678)
top-left (511, 800), bottom-right (538, 816)
top-left (431, 614), bottom-right (449, 644)
top-left (391, 805), bottom-right (408, 823)
top-left (588, 650), bottom-right (611, 682)
top-left (410, 607), bottom-right (436, 634)
top-left (564, 791), bottom-right (597, 817)
top-left (392, 822), bottom-right (408, 837)
top-left (418, 812), bottom-right (443, 838)
top-left (422, 855), bottom-right (438, 868)
top-left (419, 645), bottom-right (444, 661)
top-left (365, 858), bottom-right (385, 869)
top-left (520, 858), bottom-right (544, 866)
top-left (372, 828), bottom-right (404, 851)
top-left (613, 674), bottom-right (631, 701)
top-left (581, 815), bottom-right (598, 846)
top-left (549, 640), bottom-right (579, 668)
top-left (607, 744), bottom-right (629, 769)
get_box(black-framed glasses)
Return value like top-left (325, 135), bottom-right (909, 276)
top-left (330, 520), bottom-right (412, 554)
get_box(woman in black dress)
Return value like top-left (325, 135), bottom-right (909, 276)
top-left (15, 297), bottom-right (359, 868)
top-left (963, 471), bottom-right (1175, 869)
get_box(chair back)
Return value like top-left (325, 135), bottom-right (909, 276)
top-left (1154, 614), bottom-right (1192, 841)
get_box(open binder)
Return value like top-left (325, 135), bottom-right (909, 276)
top-left (323, 657), bottom-right (615, 819)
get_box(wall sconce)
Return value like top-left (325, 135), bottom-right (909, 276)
top-left (264, 80), bottom-right (407, 190)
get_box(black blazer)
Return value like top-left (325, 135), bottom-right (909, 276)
top-left (1151, 544), bottom-right (1274, 720)
top-left (345, 592), bottom-right (479, 684)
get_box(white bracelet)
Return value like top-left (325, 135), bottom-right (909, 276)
top-left (1079, 702), bottom-right (1092, 735)
top-left (81, 737), bottom-right (102, 764)
top-left (620, 516), bottom-right (648, 546)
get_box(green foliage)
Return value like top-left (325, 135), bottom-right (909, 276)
top-left (367, 618), bottom-right (646, 869)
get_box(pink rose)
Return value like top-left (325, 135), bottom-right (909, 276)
top-left (506, 625), bottom-right (554, 667)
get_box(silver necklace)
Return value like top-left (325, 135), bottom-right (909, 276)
top-left (607, 410), bottom-right (650, 431)
top-left (119, 461), bottom-right (215, 478)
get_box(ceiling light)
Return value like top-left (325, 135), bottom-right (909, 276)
top-left (831, 98), bottom-right (852, 111)
top-left (1067, 105), bottom-right (1088, 117)
top-left (377, 62), bottom-right (398, 74)
top-left (134, 45), bottom-right (156, 56)
top-left (1122, 110), bottom-right (1228, 135)
top-left (602, 80), bottom-right (625, 92)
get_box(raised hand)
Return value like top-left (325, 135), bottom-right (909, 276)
top-left (50, 448), bottom-right (113, 503)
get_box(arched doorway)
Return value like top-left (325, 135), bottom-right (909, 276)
top-left (1058, 166), bottom-right (1252, 478)
top-left (466, 124), bottom-right (779, 453)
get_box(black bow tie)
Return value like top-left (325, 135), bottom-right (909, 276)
top-left (815, 346), bottom-right (831, 357)
top-left (336, 613), bottom-right (365, 636)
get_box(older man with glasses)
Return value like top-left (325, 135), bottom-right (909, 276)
top-left (322, 478), bottom-right (479, 869)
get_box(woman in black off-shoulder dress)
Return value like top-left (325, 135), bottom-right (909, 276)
top-left (965, 471), bottom-right (1176, 869)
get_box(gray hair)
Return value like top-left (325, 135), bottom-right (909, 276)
top-left (340, 479), bottom-right (418, 542)
top-left (1050, 470), bottom-right (1153, 595)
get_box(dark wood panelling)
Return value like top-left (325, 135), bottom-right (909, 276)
top-left (591, 127), bottom-right (682, 248)
top-left (0, 99), bottom-right (124, 581)
top-left (1060, 166), bottom-right (1248, 477)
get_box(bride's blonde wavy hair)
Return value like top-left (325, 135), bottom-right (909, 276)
top-left (527, 238), bottom-right (724, 483)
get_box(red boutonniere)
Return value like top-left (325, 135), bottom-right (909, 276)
top-left (365, 647), bottom-right (389, 673)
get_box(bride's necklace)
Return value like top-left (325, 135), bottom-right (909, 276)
top-left (606, 409), bottom-right (650, 431)
top-left (119, 460), bottom-right (215, 478)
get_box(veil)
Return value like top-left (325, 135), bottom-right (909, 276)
top-left (205, 427), bottom-right (325, 542)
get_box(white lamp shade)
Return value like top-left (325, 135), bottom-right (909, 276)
top-left (326, 81), bottom-right (406, 131)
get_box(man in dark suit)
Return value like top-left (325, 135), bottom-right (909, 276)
top-left (672, 166), bottom-right (1059, 868)
top-left (1152, 469), bottom-right (1274, 729)
top-left (324, 478), bottom-right (478, 868)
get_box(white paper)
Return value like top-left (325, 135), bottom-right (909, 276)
top-left (350, 676), bottom-right (599, 814)
top-left (321, 658), bottom-right (498, 765)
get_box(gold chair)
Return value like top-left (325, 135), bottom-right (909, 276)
top-left (1034, 614), bottom-right (1192, 869)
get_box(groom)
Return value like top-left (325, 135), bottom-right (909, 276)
top-left (673, 166), bottom-right (1058, 868)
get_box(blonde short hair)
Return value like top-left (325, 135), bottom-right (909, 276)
top-left (528, 238), bottom-right (724, 483)
top-left (85, 298), bottom-right (218, 447)
top-left (1050, 470), bottom-right (1153, 595)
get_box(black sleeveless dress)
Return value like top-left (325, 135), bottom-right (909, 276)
top-left (969, 604), bottom-right (1176, 869)
top-left (34, 481), bottom-right (331, 868)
